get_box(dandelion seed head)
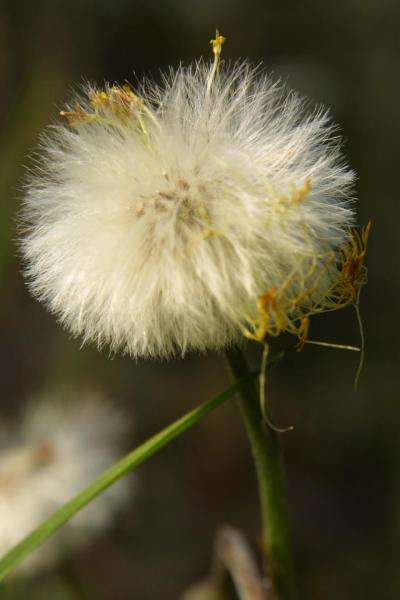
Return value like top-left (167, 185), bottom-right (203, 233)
top-left (20, 37), bottom-right (359, 357)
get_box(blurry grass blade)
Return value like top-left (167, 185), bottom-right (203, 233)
top-left (0, 370), bottom-right (259, 580)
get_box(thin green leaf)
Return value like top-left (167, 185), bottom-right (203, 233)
top-left (0, 370), bottom-right (258, 580)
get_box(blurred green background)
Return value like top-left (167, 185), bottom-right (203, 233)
top-left (0, 0), bottom-right (398, 598)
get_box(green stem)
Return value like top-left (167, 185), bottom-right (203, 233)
top-left (225, 346), bottom-right (295, 600)
top-left (0, 372), bottom-right (257, 581)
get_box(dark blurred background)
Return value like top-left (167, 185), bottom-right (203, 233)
top-left (0, 0), bottom-right (399, 598)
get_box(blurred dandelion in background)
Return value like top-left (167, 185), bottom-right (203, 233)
top-left (0, 389), bottom-right (133, 576)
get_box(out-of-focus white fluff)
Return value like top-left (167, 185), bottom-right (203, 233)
top-left (20, 58), bottom-right (355, 358)
top-left (0, 390), bottom-right (133, 574)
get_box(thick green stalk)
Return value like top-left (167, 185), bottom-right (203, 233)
top-left (225, 347), bottom-right (295, 600)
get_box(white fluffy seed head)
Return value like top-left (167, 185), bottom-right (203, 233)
top-left (20, 55), bottom-right (356, 358)
top-left (0, 390), bottom-right (133, 575)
